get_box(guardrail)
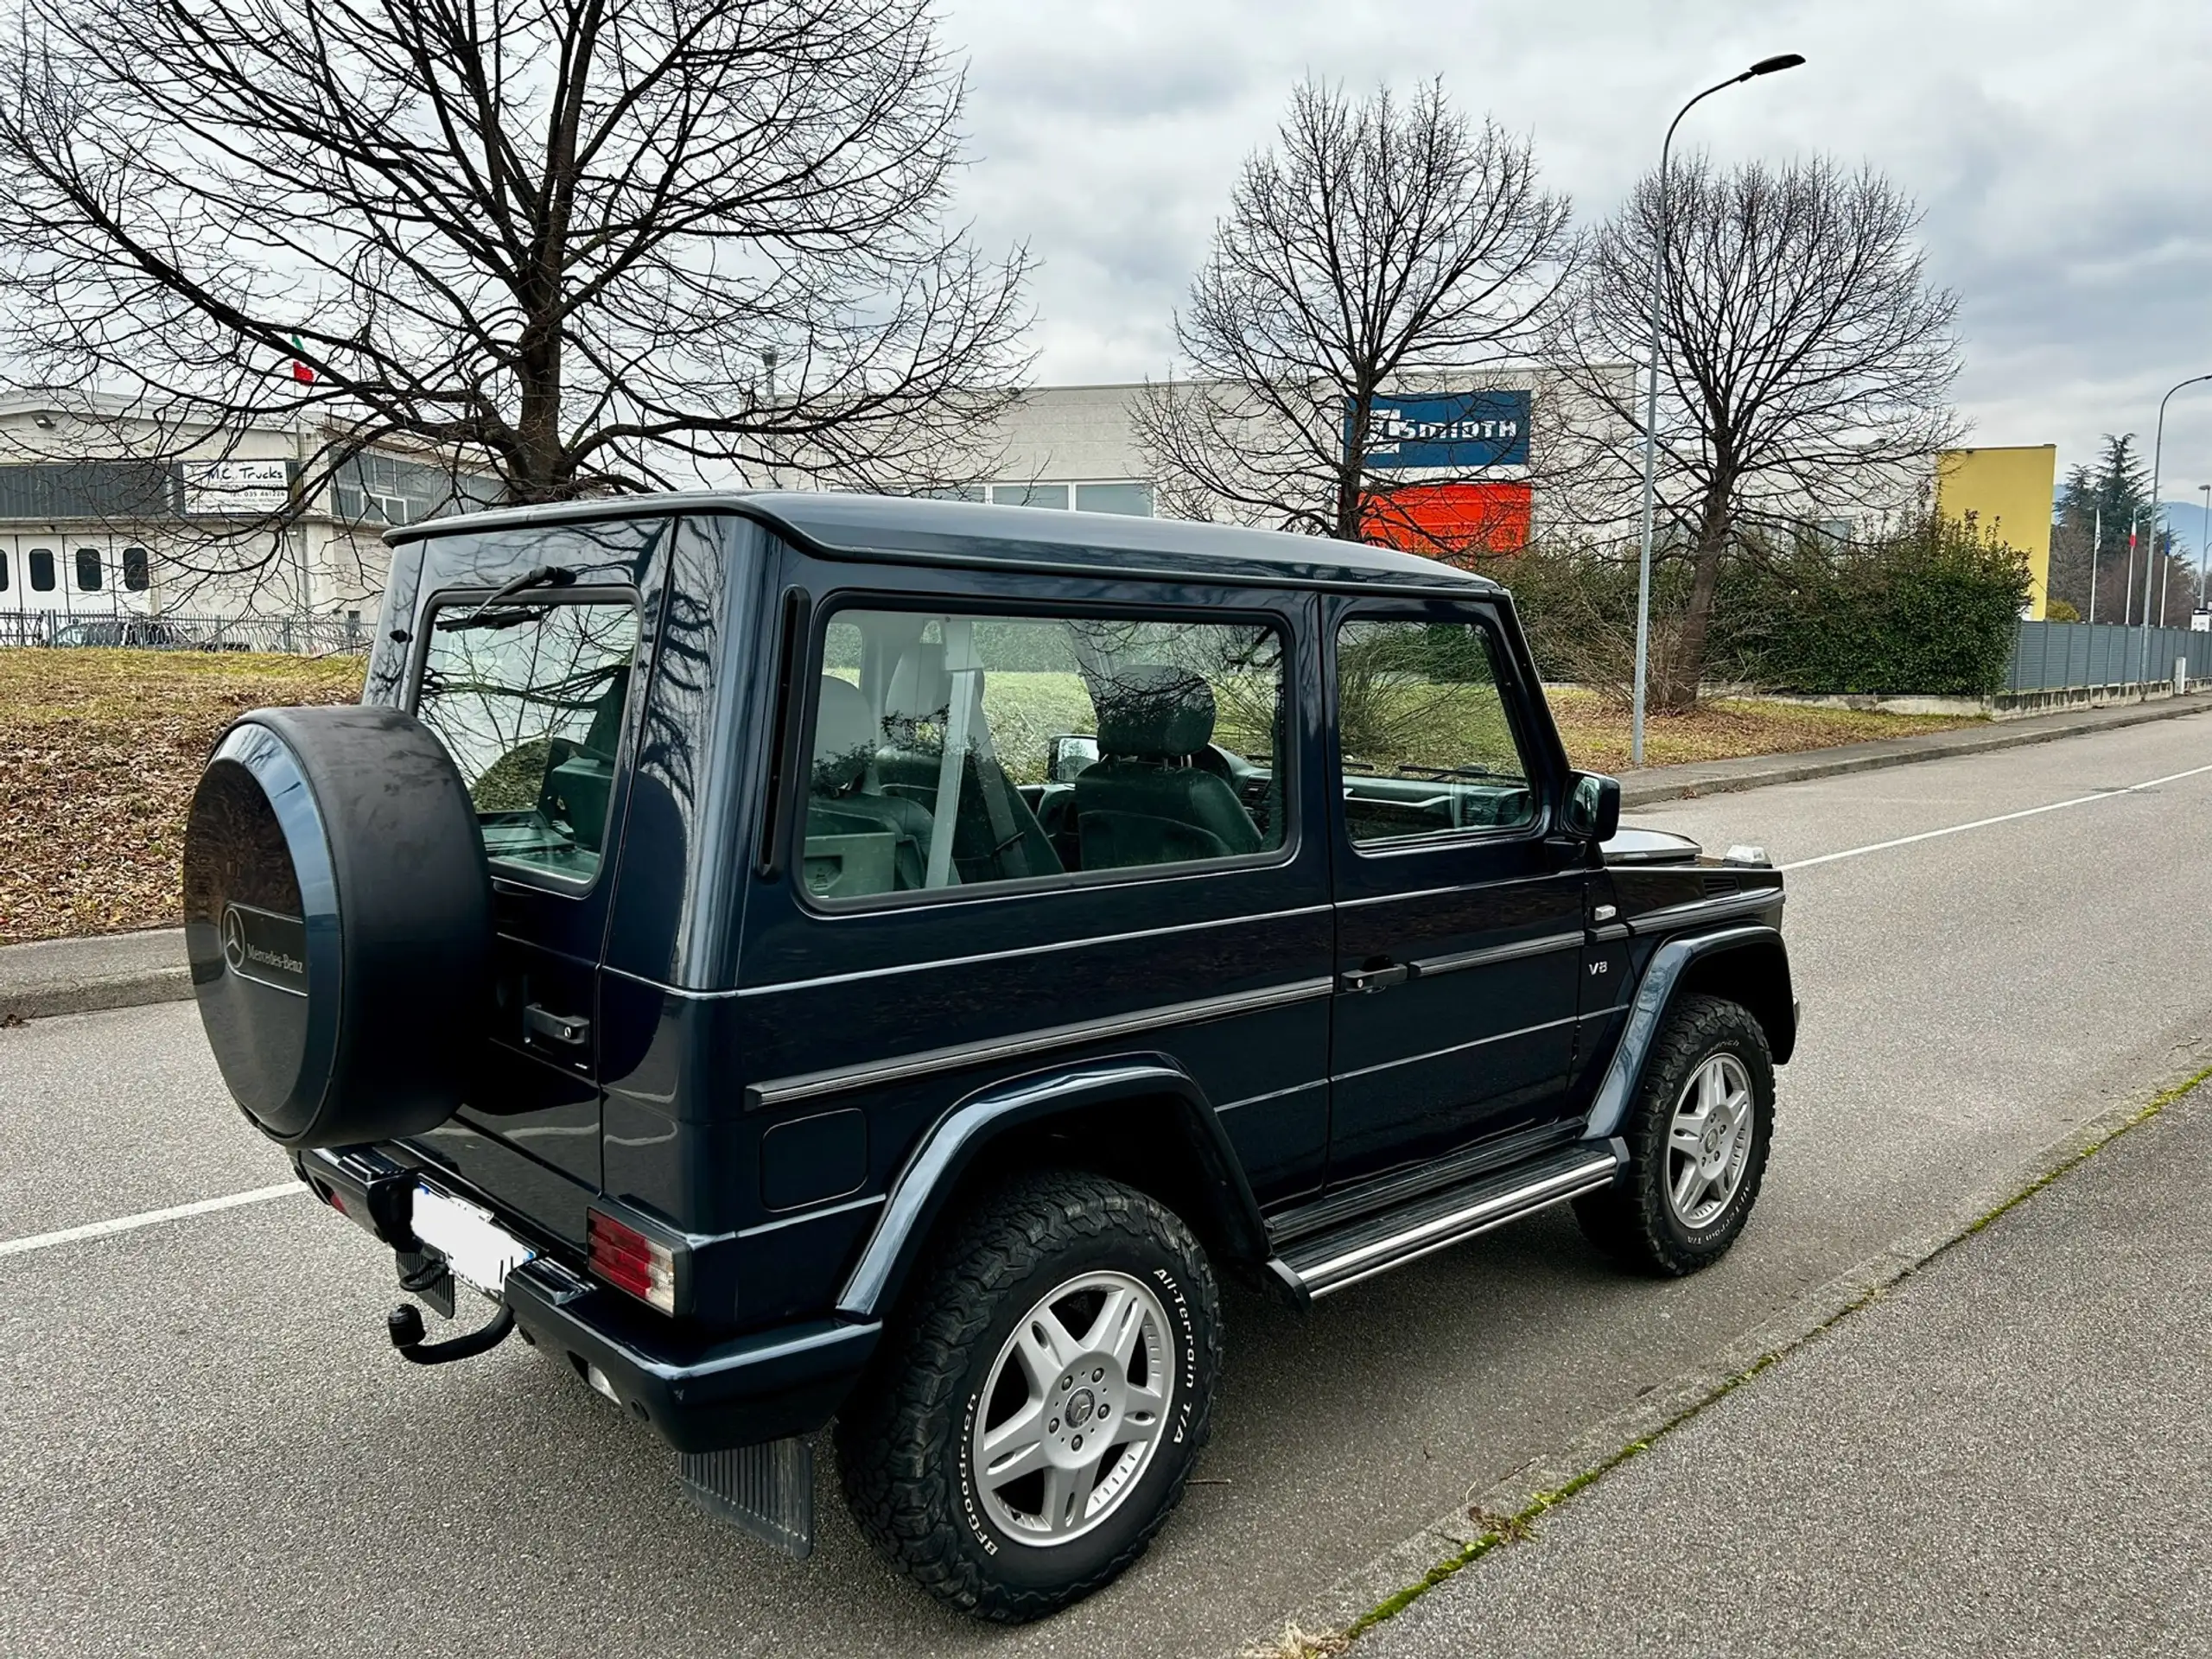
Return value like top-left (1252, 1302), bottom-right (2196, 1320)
top-left (0, 610), bottom-right (368, 654)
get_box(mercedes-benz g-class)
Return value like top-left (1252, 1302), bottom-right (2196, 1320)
top-left (182, 493), bottom-right (1794, 1620)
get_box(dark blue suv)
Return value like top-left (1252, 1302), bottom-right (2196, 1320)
top-left (181, 493), bottom-right (1794, 1621)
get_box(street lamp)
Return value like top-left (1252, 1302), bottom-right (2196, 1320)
top-left (2198, 483), bottom-right (2209, 621)
top-left (1630, 52), bottom-right (1806, 767)
top-left (2138, 373), bottom-right (2212, 669)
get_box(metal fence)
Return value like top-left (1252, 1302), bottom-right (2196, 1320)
top-left (0, 609), bottom-right (369, 654)
top-left (2005, 620), bottom-right (2212, 694)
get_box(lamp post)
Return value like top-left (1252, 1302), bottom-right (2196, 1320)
top-left (2139, 372), bottom-right (2212, 666)
top-left (2198, 484), bottom-right (2210, 620)
top-left (1630, 52), bottom-right (1805, 767)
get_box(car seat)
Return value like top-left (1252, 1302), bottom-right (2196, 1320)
top-left (807, 676), bottom-right (932, 891)
top-left (875, 645), bottom-right (1060, 883)
top-left (1075, 665), bottom-right (1262, 869)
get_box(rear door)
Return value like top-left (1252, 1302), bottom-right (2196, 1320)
top-left (1325, 599), bottom-right (1586, 1188)
top-left (396, 516), bottom-right (669, 1203)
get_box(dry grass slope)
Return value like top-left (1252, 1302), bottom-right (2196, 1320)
top-left (0, 651), bottom-right (1976, 945)
top-left (0, 649), bottom-right (365, 944)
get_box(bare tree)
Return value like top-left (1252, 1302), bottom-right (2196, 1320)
top-left (1551, 155), bottom-right (1962, 707)
top-left (0, 0), bottom-right (1031, 580)
top-left (1134, 78), bottom-right (1573, 546)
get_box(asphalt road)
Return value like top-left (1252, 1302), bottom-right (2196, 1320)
top-left (4, 709), bottom-right (2210, 1659)
top-left (1361, 1057), bottom-right (2212, 1658)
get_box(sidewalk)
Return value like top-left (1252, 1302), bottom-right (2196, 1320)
top-left (1357, 1089), bottom-right (2212, 1658)
top-left (1618, 684), bottom-right (2212, 807)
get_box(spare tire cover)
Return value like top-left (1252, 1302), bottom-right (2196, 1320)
top-left (182, 704), bottom-right (493, 1148)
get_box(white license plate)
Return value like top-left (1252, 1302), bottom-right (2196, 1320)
top-left (410, 1181), bottom-right (536, 1298)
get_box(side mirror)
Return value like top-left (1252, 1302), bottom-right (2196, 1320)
top-left (1046, 734), bottom-right (1100, 784)
top-left (1562, 771), bottom-right (1621, 842)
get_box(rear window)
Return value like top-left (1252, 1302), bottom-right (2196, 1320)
top-left (414, 594), bottom-right (641, 884)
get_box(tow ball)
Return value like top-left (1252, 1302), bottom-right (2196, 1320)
top-left (386, 1300), bottom-right (516, 1365)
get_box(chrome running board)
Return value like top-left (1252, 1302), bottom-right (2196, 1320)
top-left (1268, 1141), bottom-right (1625, 1302)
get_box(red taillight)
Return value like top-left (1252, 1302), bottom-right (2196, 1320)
top-left (588, 1210), bottom-right (677, 1313)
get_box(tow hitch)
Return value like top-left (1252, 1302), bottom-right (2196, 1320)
top-left (387, 1300), bottom-right (516, 1365)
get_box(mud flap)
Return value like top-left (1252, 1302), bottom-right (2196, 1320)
top-left (678, 1439), bottom-right (814, 1560)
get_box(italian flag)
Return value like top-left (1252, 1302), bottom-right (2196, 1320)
top-left (290, 334), bottom-right (315, 385)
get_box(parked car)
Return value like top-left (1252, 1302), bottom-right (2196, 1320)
top-left (181, 493), bottom-right (1794, 1621)
top-left (49, 616), bottom-right (195, 649)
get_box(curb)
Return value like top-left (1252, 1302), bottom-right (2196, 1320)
top-left (0, 929), bottom-right (192, 1025)
top-left (1255, 1058), bottom-right (2212, 1655)
top-left (1617, 689), bottom-right (2212, 808)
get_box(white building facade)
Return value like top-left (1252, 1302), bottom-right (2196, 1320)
top-left (0, 392), bottom-right (490, 637)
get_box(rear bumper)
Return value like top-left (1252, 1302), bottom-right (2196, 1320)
top-left (296, 1144), bottom-right (879, 1454)
top-left (502, 1260), bottom-right (878, 1453)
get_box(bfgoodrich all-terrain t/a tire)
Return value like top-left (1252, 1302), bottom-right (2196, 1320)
top-left (836, 1171), bottom-right (1221, 1622)
top-left (1574, 994), bottom-right (1776, 1277)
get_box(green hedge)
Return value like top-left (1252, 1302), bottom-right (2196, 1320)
top-left (1731, 521), bottom-right (2030, 696)
top-left (1484, 517), bottom-right (2029, 699)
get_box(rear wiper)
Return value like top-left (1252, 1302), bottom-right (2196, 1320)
top-left (437, 564), bottom-right (576, 631)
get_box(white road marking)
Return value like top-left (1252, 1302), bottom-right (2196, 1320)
top-left (0, 1181), bottom-right (303, 1258)
top-left (1780, 760), bottom-right (2212, 872)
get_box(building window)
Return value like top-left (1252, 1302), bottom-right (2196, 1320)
top-left (922, 484), bottom-right (985, 503)
top-left (122, 546), bottom-right (150, 591)
top-left (1075, 481), bottom-right (1153, 517)
top-left (29, 548), bottom-right (55, 591)
top-left (988, 482), bottom-right (1069, 510)
top-left (76, 547), bottom-right (104, 591)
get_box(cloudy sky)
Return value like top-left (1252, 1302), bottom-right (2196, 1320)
top-left (939, 0), bottom-right (2212, 518)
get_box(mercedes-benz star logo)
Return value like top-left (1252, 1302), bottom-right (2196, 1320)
top-left (221, 907), bottom-right (248, 974)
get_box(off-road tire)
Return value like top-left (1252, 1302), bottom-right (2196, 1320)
top-left (835, 1170), bottom-right (1220, 1622)
top-left (1575, 994), bottom-right (1775, 1276)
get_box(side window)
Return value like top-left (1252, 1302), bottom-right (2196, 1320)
top-left (122, 546), bottom-right (150, 591)
top-left (0, 550), bottom-right (9, 591)
top-left (29, 548), bottom-right (55, 591)
top-left (797, 606), bottom-right (1287, 901)
top-left (1335, 615), bottom-right (1536, 846)
top-left (76, 548), bottom-right (104, 591)
top-left (414, 597), bottom-right (642, 885)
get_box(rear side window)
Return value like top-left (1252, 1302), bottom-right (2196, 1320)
top-left (413, 596), bottom-right (641, 884)
top-left (1335, 615), bottom-right (1537, 845)
top-left (796, 606), bottom-right (1287, 901)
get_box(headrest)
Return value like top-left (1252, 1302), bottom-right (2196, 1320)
top-left (1095, 664), bottom-right (1215, 760)
top-left (811, 676), bottom-right (874, 791)
top-left (885, 644), bottom-right (951, 726)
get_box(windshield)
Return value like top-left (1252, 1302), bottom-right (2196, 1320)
top-left (414, 595), bottom-right (641, 882)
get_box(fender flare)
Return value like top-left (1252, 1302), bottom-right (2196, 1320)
top-left (1582, 925), bottom-right (1790, 1141)
top-left (835, 1054), bottom-right (1268, 1323)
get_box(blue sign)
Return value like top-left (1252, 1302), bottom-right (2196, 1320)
top-left (1357, 390), bottom-right (1530, 471)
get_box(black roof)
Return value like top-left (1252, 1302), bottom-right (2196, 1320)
top-left (388, 488), bottom-right (1498, 596)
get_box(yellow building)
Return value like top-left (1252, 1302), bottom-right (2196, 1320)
top-left (1936, 445), bottom-right (2056, 619)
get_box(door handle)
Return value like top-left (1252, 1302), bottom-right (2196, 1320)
top-left (524, 1003), bottom-right (591, 1046)
top-left (1339, 963), bottom-right (1410, 994)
